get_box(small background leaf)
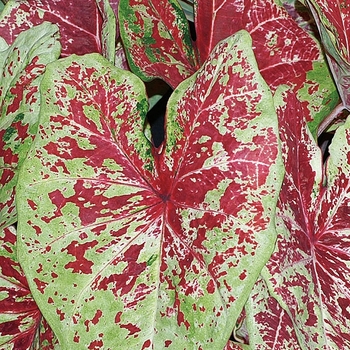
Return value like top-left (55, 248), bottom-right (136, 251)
top-left (96, 0), bottom-right (117, 64)
top-left (305, 0), bottom-right (350, 109)
top-left (119, 0), bottom-right (199, 88)
top-left (0, 0), bottom-right (103, 57)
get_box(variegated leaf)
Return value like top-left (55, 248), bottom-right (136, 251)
top-left (263, 86), bottom-right (350, 348)
top-left (194, 0), bottom-right (323, 91)
top-left (297, 61), bottom-right (339, 139)
top-left (119, 0), bottom-right (199, 88)
top-left (194, 0), bottom-right (338, 137)
top-left (107, 0), bottom-right (130, 70)
top-left (305, 0), bottom-right (350, 109)
top-left (0, 22), bottom-right (60, 229)
top-left (96, 0), bottom-right (117, 64)
top-left (0, 0), bottom-right (102, 57)
top-left (0, 226), bottom-right (58, 349)
top-left (245, 274), bottom-right (301, 349)
top-left (17, 31), bottom-right (283, 349)
top-left (108, 0), bottom-right (121, 37)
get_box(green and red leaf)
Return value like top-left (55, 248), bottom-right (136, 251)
top-left (195, 0), bottom-right (324, 91)
top-left (245, 275), bottom-right (301, 349)
top-left (119, 0), bottom-right (199, 88)
top-left (95, 0), bottom-right (117, 64)
top-left (305, 0), bottom-right (350, 109)
top-left (17, 31), bottom-right (283, 349)
top-left (0, 226), bottom-right (57, 349)
top-left (263, 86), bottom-right (350, 348)
top-left (193, 0), bottom-right (339, 137)
top-left (0, 22), bottom-right (60, 229)
top-left (0, 0), bottom-right (103, 57)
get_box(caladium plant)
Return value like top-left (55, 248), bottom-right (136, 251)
top-left (0, 0), bottom-right (349, 349)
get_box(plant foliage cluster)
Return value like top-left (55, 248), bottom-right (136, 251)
top-left (0, 0), bottom-right (349, 349)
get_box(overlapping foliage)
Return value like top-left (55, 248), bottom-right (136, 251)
top-left (0, 0), bottom-right (349, 349)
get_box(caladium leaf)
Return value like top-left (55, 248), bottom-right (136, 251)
top-left (0, 0), bottom-right (103, 57)
top-left (0, 22), bottom-right (60, 229)
top-left (0, 225), bottom-right (57, 349)
top-left (263, 86), bottom-right (350, 348)
top-left (305, 0), bottom-right (350, 110)
top-left (119, 0), bottom-right (199, 88)
top-left (245, 274), bottom-right (301, 348)
top-left (194, 0), bottom-right (324, 91)
top-left (96, 0), bottom-right (117, 64)
top-left (194, 0), bottom-right (339, 137)
top-left (17, 30), bottom-right (283, 349)
top-left (297, 61), bottom-right (339, 139)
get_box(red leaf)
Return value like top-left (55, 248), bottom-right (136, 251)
top-left (0, 0), bottom-right (103, 56)
top-left (264, 86), bottom-right (350, 347)
top-left (195, 0), bottom-right (322, 90)
top-left (246, 275), bottom-right (301, 348)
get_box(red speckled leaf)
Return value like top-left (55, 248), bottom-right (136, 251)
top-left (245, 274), bottom-right (301, 348)
top-left (119, 0), bottom-right (199, 88)
top-left (305, 0), bottom-right (350, 109)
top-left (0, 22), bottom-right (60, 229)
top-left (0, 0), bottom-right (102, 57)
top-left (17, 31), bottom-right (282, 349)
top-left (263, 86), bottom-right (350, 348)
top-left (0, 226), bottom-right (57, 349)
top-left (195, 0), bottom-right (322, 91)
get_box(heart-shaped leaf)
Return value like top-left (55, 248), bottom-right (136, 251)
top-left (0, 22), bottom-right (60, 229)
top-left (17, 31), bottom-right (283, 349)
top-left (119, 0), bottom-right (199, 88)
top-left (0, 0), bottom-right (103, 57)
top-left (305, 0), bottom-right (350, 109)
top-left (263, 86), bottom-right (350, 348)
top-left (0, 226), bottom-right (58, 349)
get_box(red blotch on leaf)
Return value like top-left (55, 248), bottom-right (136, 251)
top-left (206, 279), bottom-right (216, 294)
top-left (120, 323), bottom-right (141, 336)
top-left (63, 240), bottom-right (98, 274)
top-left (88, 339), bottom-right (104, 350)
top-left (33, 278), bottom-right (48, 294)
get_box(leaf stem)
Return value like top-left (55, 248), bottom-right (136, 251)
top-left (317, 102), bottom-right (345, 137)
